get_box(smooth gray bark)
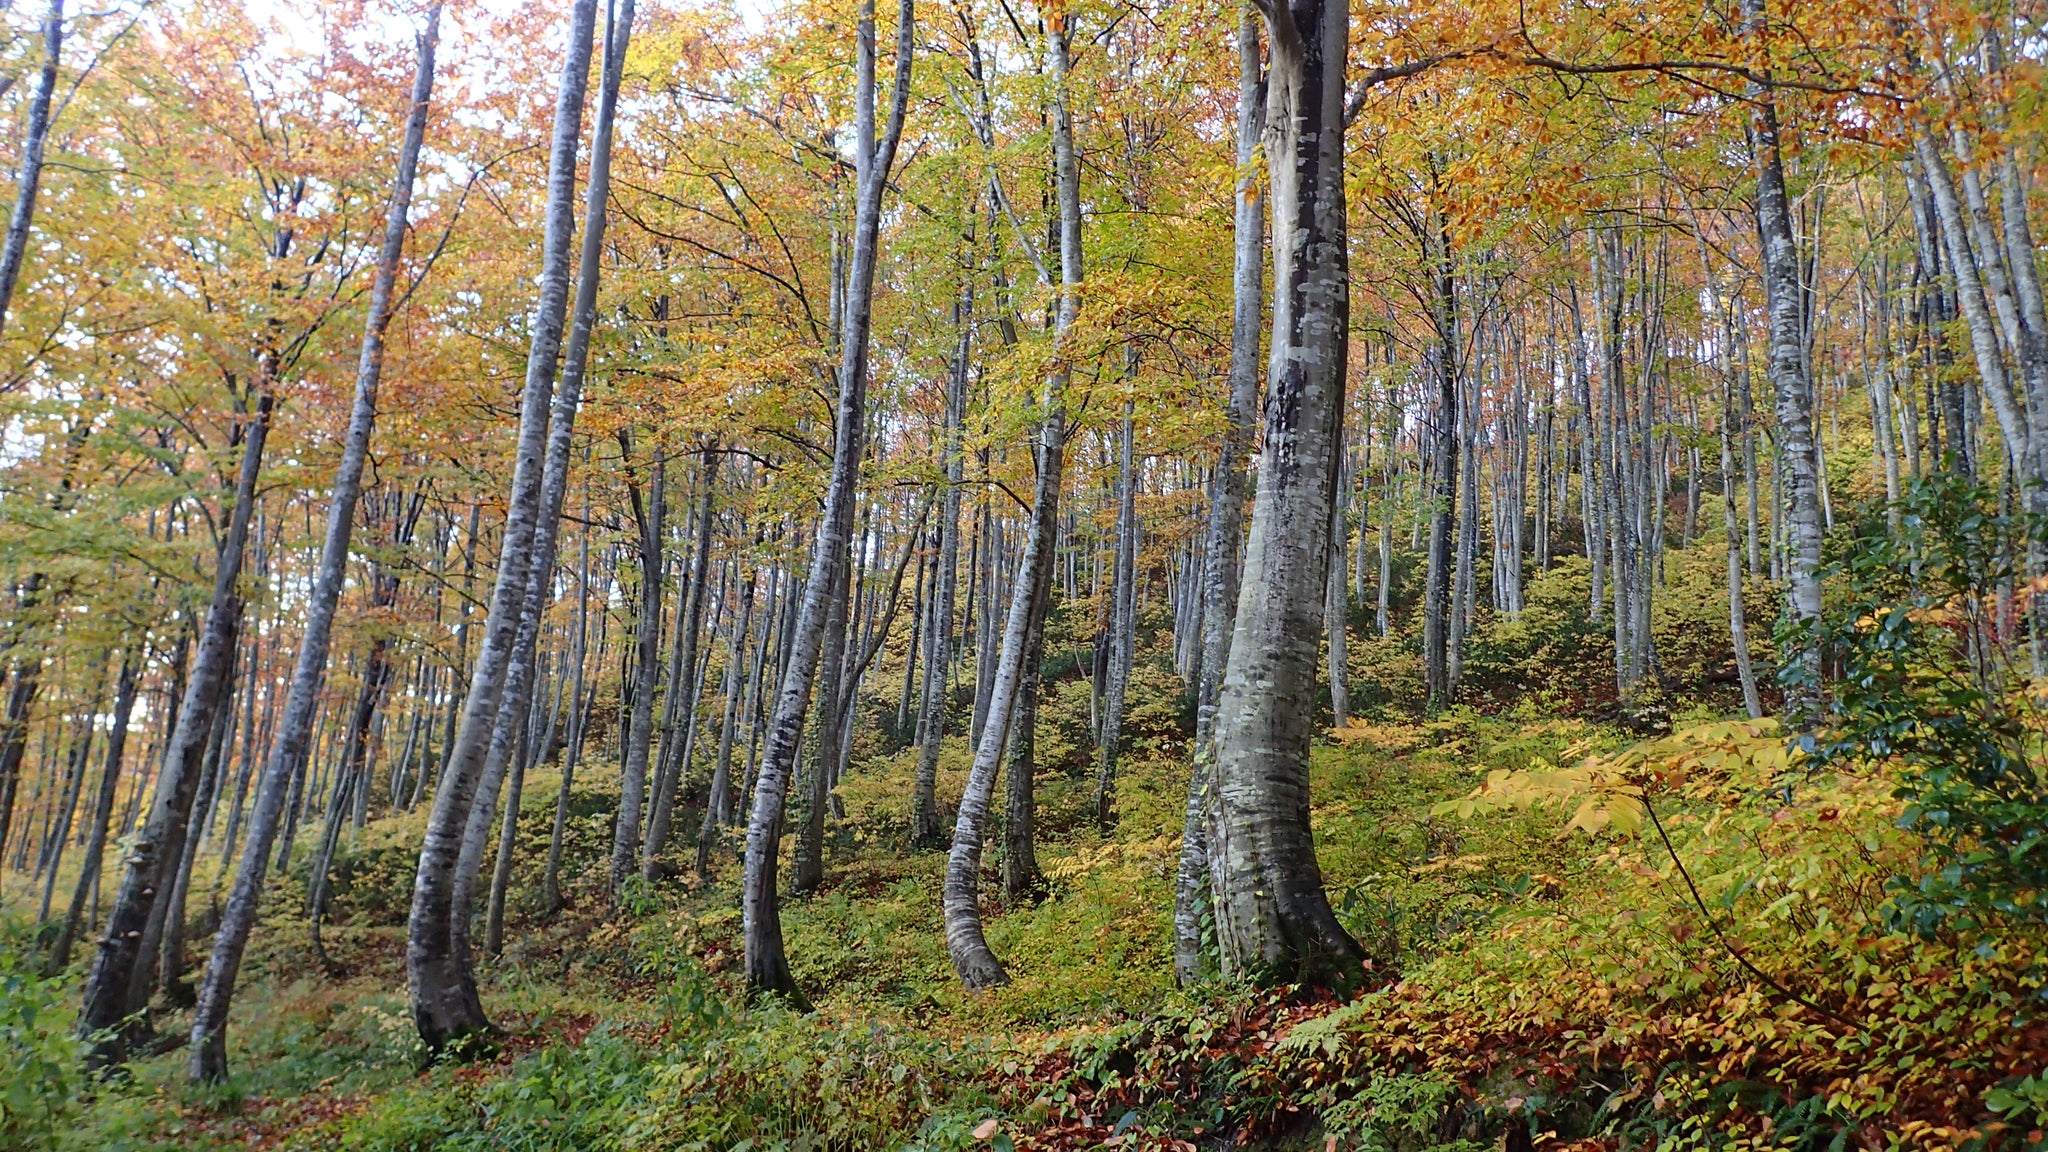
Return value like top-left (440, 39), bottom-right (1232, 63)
top-left (697, 563), bottom-right (755, 879)
top-left (406, 0), bottom-right (595, 1056)
top-left (1743, 0), bottom-right (1825, 709)
top-left (0, 0), bottom-right (63, 335)
top-left (741, 0), bottom-right (911, 1003)
top-left (1094, 405), bottom-right (1137, 830)
top-left (189, 10), bottom-right (441, 1078)
top-left (646, 452), bottom-right (717, 876)
top-left (1176, 7), bottom-right (1264, 987)
top-left (910, 237), bottom-right (971, 850)
top-left (941, 11), bottom-right (1080, 991)
top-left (1201, 0), bottom-right (1365, 992)
top-left (614, 446), bottom-right (667, 892)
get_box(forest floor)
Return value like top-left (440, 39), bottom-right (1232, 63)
top-left (4, 702), bottom-right (2045, 1150)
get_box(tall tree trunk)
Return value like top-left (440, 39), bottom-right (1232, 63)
top-left (1094, 404), bottom-right (1137, 829)
top-left (1723, 380), bottom-right (1765, 719)
top-left (0, 0), bottom-right (63, 336)
top-left (1001, 553), bottom-right (1050, 902)
top-left (645, 452), bottom-right (717, 876)
top-left (1743, 0), bottom-right (1826, 712)
top-left (444, 0), bottom-right (631, 1003)
top-left (1326, 450), bottom-right (1350, 727)
top-left (613, 445), bottom-right (667, 892)
top-left (1422, 222), bottom-right (1459, 709)
top-left (50, 654), bottom-right (138, 970)
top-left (741, 0), bottom-right (911, 1003)
top-left (697, 563), bottom-right (755, 879)
top-left (942, 8), bottom-right (1079, 991)
top-left (81, 385), bottom-right (270, 1068)
top-left (1176, 7), bottom-right (1264, 986)
top-left (405, 0), bottom-right (595, 1058)
top-left (188, 10), bottom-right (441, 1079)
top-left (788, 559), bottom-right (850, 898)
top-left (1202, 0), bottom-right (1365, 992)
top-left (545, 532), bottom-right (605, 912)
top-left (910, 239), bottom-right (971, 850)
top-left (0, 578), bottom-right (49, 868)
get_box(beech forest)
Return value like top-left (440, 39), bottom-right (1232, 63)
top-left (1, 0), bottom-right (2046, 1146)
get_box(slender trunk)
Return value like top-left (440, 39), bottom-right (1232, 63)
top-left (1723, 382), bottom-right (1764, 718)
top-left (942, 10), bottom-right (1078, 991)
top-left (189, 12), bottom-right (442, 1079)
top-left (645, 452), bottom-right (717, 876)
top-left (613, 446), bottom-right (667, 892)
top-left (910, 256), bottom-right (971, 849)
top-left (1177, 7), bottom-right (1264, 986)
top-left (80, 383), bottom-right (268, 1068)
top-left (543, 501), bottom-right (595, 913)
top-left (696, 564), bottom-right (755, 879)
top-left (50, 655), bottom-right (138, 970)
top-left (1744, 0), bottom-right (1825, 711)
top-left (788, 560), bottom-right (850, 897)
top-left (1093, 404), bottom-right (1137, 829)
top-left (1326, 449), bottom-right (1350, 727)
top-left (405, 0), bottom-right (595, 1058)
top-left (0, 0), bottom-right (64, 335)
top-left (741, 0), bottom-right (912, 1003)
top-left (1001, 553), bottom-right (1049, 901)
top-left (1422, 224), bottom-right (1458, 709)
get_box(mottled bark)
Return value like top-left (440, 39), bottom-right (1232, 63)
top-left (1743, 0), bottom-right (1825, 709)
top-left (405, 0), bottom-right (595, 1057)
top-left (1201, 0), bottom-right (1366, 992)
top-left (82, 386), bottom-right (270, 1069)
top-left (942, 10), bottom-right (1079, 991)
top-left (190, 10), bottom-right (442, 1079)
top-left (742, 0), bottom-right (911, 1003)
top-left (1176, 7), bottom-right (1264, 987)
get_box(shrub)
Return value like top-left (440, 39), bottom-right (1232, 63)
top-left (0, 949), bottom-right (80, 1152)
top-left (1816, 471), bottom-right (2048, 935)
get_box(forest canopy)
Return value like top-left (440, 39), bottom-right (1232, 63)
top-left (0, 0), bottom-right (2045, 1147)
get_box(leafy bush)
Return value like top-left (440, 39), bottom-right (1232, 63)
top-left (1817, 472), bottom-right (2048, 935)
top-left (0, 949), bottom-right (81, 1152)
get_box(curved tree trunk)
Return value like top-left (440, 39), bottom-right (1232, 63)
top-left (81, 385), bottom-right (270, 1069)
top-left (1176, 6), bottom-right (1265, 987)
top-left (446, 0), bottom-right (631, 1000)
top-left (1000, 555), bottom-right (1049, 901)
top-left (188, 9), bottom-right (442, 1079)
top-left (910, 252), bottom-right (971, 850)
top-left (0, 0), bottom-right (63, 336)
top-left (405, 0), bottom-right (596, 1058)
top-left (742, 0), bottom-right (911, 1003)
top-left (941, 10), bottom-right (1080, 991)
top-left (1202, 0), bottom-right (1366, 993)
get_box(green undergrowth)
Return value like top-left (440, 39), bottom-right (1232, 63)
top-left (6, 678), bottom-right (2045, 1149)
